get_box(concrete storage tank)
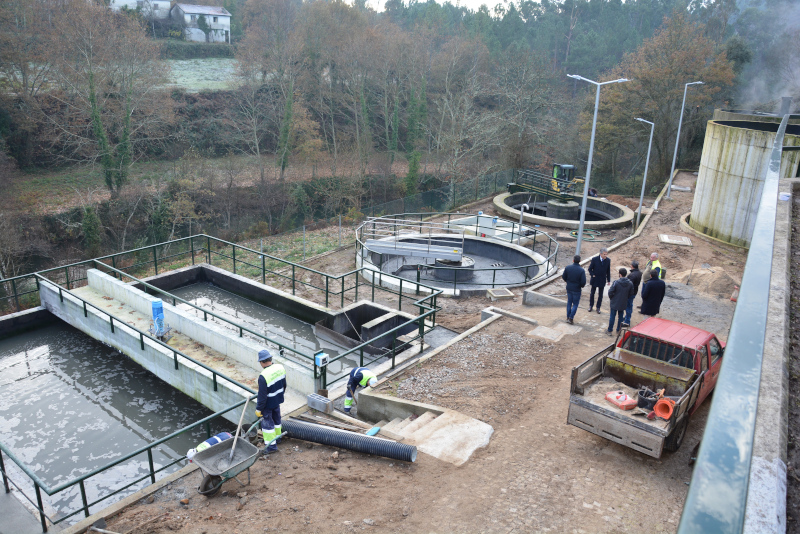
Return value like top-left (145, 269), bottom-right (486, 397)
top-left (689, 120), bottom-right (800, 248)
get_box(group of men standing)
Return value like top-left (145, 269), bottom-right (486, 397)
top-left (562, 250), bottom-right (667, 334)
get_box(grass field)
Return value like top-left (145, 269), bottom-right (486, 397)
top-left (165, 58), bottom-right (237, 92)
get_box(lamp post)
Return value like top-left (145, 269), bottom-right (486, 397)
top-left (567, 74), bottom-right (630, 256)
top-left (666, 81), bottom-right (703, 199)
top-left (634, 118), bottom-right (654, 230)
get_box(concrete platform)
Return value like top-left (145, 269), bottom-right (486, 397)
top-left (0, 491), bottom-right (50, 534)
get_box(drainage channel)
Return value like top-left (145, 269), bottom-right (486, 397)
top-left (169, 283), bottom-right (359, 382)
top-left (0, 321), bottom-right (230, 524)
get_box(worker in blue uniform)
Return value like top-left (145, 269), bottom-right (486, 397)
top-left (344, 366), bottom-right (378, 414)
top-left (255, 349), bottom-right (287, 453)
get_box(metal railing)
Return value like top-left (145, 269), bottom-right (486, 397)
top-left (678, 114), bottom-right (797, 531)
top-left (0, 398), bottom-right (249, 531)
top-left (355, 212), bottom-right (559, 291)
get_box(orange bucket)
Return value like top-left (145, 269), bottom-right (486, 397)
top-left (653, 398), bottom-right (675, 420)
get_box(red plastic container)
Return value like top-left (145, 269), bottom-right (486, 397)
top-left (605, 390), bottom-right (637, 410)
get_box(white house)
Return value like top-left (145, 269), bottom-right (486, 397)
top-left (170, 4), bottom-right (231, 43)
top-left (108, 0), bottom-right (170, 19)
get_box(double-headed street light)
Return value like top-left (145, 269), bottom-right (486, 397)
top-left (666, 81), bottom-right (703, 199)
top-left (634, 118), bottom-right (654, 230)
top-left (567, 74), bottom-right (630, 256)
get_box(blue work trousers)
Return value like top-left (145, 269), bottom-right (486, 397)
top-left (566, 290), bottom-right (581, 320)
top-left (260, 406), bottom-right (282, 451)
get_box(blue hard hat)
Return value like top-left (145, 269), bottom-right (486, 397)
top-left (258, 349), bottom-right (272, 362)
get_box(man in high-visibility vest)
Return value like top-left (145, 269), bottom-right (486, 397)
top-left (344, 367), bottom-right (378, 414)
top-left (255, 349), bottom-right (286, 453)
top-left (645, 252), bottom-right (665, 280)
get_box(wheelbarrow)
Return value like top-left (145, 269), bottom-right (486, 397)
top-left (195, 420), bottom-right (287, 496)
top-left (194, 437), bottom-right (260, 496)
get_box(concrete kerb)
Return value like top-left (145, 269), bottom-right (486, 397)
top-left (522, 171), bottom-right (675, 302)
top-left (59, 464), bottom-right (199, 534)
top-left (742, 178), bottom-right (796, 533)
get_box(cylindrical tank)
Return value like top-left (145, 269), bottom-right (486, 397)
top-left (690, 120), bottom-right (800, 248)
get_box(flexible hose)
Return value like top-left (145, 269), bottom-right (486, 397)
top-left (569, 229), bottom-right (616, 242)
top-left (283, 419), bottom-right (418, 463)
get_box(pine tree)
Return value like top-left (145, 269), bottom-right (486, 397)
top-left (83, 206), bottom-right (102, 256)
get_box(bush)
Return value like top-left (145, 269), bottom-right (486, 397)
top-left (160, 40), bottom-right (235, 60)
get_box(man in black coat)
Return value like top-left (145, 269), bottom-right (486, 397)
top-left (561, 254), bottom-right (586, 324)
top-left (606, 268), bottom-right (635, 335)
top-left (623, 260), bottom-right (643, 326)
top-left (587, 248), bottom-right (611, 313)
top-left (641, 270), bottom-right (667, 316)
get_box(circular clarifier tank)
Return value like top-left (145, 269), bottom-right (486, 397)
top-left (493, 192), bottom-right (634, 230)
top-left (355, 213), bottom-right (558, 296)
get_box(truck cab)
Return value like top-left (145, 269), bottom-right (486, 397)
top-left (616, 318), bottom-right (725, 411)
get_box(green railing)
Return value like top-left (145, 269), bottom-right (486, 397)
top-left (355, 212), bottom-right (559, 291)
top-left (0, 398), bottom-right (249, 532)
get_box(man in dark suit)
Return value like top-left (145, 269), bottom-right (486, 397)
top-left (623, 260), bottom-right (643, 326)
top-left (587, 248), bottom-right (611, 313)
top-left (561, 254), bottom-right (586, 324)
top-left (641, 270), bottom-right (667, 316)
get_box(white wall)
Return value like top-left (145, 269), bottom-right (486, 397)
top-left (177, 9), bottom-right (230, 43)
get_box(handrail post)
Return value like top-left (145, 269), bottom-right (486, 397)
top-left (232, 245), bottom-right (236, 274)
top-left (340, 277), bottom-right (344, 308)
top-left (492, 269), bottom-right (496, 288)
top-left (147, 449), bottom-right (156, 484)
top-left (64, 267), bottom-right (70, 290)
top-left (205, 421), bottom-right (211, 438)
top-left (354, 272), bottom-right (359, 301)
top-left (111, 255), bottom-right (117, 279)
top-left (190, 237), bottom-right (195, 265)
top-left (153, 246), bottom-right (158, 275)
top-left (83, 301), bottom-right (88, 318)
top-left (360, 347), bottom-right (364, 367)
top-left (0, 451), bottom-right (9, 493)
top-left (34, 482), bottom-right (47, 532)
top-left (325, 277), bottom-right (329, 308)
top-left (11, 279), bottom-right (20, 312)
top-left (398, 279), bottom-right (403, 311)
top-left (79, 480), bottom-right (90, 518)
top-left (261, 255), bottom-right (265, 284)
top-left (391, 333), bottom-right (396, 369)
top-left (213, 373), bottom-right (217, 391)
top-left (174, 351), bottom-right (179, 370)
top-left (292, 265), bottom-right (296, 295)
top-left (140, 332), bottom-right (145, 350)
top-left (416, 269), bottom-right (420, 296)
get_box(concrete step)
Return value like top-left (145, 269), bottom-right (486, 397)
top-left (392, 416), bottom-right (415, 432)
top-left (381, 417), bottom-right (404, 432)
top-left (375, 420), bottom-right (390, 428)
top-left (407, 411), bottom-right (494, 466)
top-left (398, 411), bottom-right (438, 436)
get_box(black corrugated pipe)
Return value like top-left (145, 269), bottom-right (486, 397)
top-left (283, 419), bottom-right (417, 463)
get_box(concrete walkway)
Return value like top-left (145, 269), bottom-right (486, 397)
top-left (0, 491), bottom-right (48, 534)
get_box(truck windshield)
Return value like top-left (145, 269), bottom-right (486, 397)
top-left (621, 334), bottom-right (694, 370)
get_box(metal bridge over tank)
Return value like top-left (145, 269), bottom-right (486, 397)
top-left (509, 169), bottom-right (583, 201)
top-left (361, 217), bottom-right (466, 261)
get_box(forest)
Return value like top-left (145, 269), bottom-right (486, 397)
top-left (0, 0), bottom-right (797, 280)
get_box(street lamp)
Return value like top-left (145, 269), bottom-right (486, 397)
top-left (634, 118), bottom-right (654, 230)
top-left (666, 81), bottom-right (703, 199)
top-left (567, 74), bottom-right (630, 256)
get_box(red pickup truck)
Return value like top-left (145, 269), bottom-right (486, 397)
top-left (567, 317), bottom-right (724, 458)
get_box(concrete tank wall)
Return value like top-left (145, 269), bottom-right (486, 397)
top-left (689, 121), bottom-right (800, 248)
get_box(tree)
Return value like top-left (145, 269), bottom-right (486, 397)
top-left (197, 15), bottom-right (211, 42)
top-left (585, 12), bottom-right (735, 183)
top-left (41, 1), bottom-right (174, 197)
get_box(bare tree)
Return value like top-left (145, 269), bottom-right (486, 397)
top-left (41, 1), bottom-right (174, 197)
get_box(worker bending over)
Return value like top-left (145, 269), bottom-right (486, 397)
top-left (344, 366), bottom-right (378, 414)
top-left (255, 349), bottom-right (287, 453)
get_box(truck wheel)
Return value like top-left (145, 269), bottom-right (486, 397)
top-left (664, 417), bottom-right (689, 452)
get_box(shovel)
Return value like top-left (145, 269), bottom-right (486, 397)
top-left (222, 395), bottom-right (255, 469)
